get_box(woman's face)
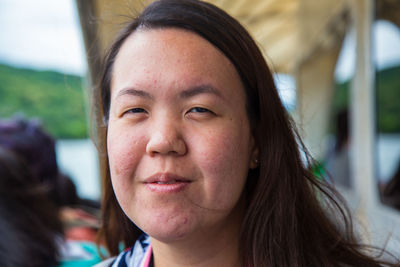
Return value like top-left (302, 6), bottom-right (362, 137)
top-left (107, 28), bottom-right (257, 243)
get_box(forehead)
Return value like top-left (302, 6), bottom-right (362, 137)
top-left (115, 27), bottom-right (226, 64)
top-left (111, 28), bottom-right (243, 95)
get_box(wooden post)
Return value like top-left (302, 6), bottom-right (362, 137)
top-left (350, 0), bottom-right (378, 212)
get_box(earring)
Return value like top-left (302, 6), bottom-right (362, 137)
top-left (250, 158), bottom-right (259, 169)
top-left (253, 158), bottom-right (259, 166)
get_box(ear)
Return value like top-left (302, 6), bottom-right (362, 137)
top-left (249, 136), bottom-right (259, 169)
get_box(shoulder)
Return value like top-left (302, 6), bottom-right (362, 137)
top-left (96, 234), bottom-right (151, 267)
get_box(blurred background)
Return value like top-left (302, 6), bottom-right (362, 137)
top-left (1, 0), bottom-right (399, 253)
top-left (0, 0), bottom-right (99, 200)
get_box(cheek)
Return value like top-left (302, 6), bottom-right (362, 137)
top-left (203, 121), bottom-right (251, 168)
top-left (107, 124), bottom-right (145, 191)
top-left (192, 124), bottom-right (251, 208)
top-left (198, 134), bottom-right (236, 173)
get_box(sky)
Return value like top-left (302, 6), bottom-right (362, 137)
top-left (0, 0), bottom-right (86, 75)
top-left (0, 0), bottom-right (400, 91)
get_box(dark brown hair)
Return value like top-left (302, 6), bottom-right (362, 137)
top-left (96, 0), bottom-right (398, 265)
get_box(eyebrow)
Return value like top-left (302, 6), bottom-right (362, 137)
top-left (116, 88), bottom-right (153, 100)
top-left (179, 85), bottom-right (223, 99)
top-left (115, 84), bottom-right (223, 100)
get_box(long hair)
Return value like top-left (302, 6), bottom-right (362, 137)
top-left (96, 0), bottom-right (398, 265)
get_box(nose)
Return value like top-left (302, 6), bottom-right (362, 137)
top-left (145, 118), bottom-right (187, 156)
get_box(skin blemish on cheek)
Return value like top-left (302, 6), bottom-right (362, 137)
top-left (114, 165), bottom-right (122, 176)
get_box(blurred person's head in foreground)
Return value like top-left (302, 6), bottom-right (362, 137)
top-left (0, 147), bottom-right (62, 267)
top-left (0, 116), bottom-right (79, 206)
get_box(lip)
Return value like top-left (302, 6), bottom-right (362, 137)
top-left (143, 172), bottom-right (191, 193)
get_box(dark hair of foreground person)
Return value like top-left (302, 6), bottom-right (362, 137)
top-left (0, 147), bottom-right (63, 267)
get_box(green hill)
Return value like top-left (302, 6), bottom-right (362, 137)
top-left (0, 63), bottom-right (88, 139)
top-left (333, 65), bottom-right (400, 133)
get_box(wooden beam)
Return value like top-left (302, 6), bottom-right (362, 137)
top-left (350, 0), bottom-right (378, 209)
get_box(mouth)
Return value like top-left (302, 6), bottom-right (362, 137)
top-left (144, 172), bottom-right (191, 184)
top-left (153, 180), bottom-right (186, 185)
top-left (144, 173), bottom-right (191, 193)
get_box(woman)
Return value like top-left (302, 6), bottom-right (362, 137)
top-left (95, 0), bottom-right (398, 266)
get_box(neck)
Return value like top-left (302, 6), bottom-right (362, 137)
top-left (151, 202), bottom-right (244, 267)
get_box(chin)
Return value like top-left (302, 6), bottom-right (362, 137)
top-left (139, 215), bottom-right (196, 243)
top-left (149, 230), bottom-right (188, 243)
top-left (146, 226), bottom-right (192, 243)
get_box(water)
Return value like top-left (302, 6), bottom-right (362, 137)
top-left (55, 139), bottom-right (100, 200)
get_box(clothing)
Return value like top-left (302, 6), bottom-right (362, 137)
top-left (94, 234), bottom-right (153, 267)
top-left (92, 257), bottom-right (116, 267)
top-left (58, 240), bottom-right (103, 267)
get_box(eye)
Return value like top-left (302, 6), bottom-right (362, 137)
top-left (122, 107), bottom-right (148, 118)
top-left (186, 107), bottom-right (216, 120)
top-left (188, 107), bottom-right (213, 114)
top-left (126, 108), bottom-right (147, 114)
